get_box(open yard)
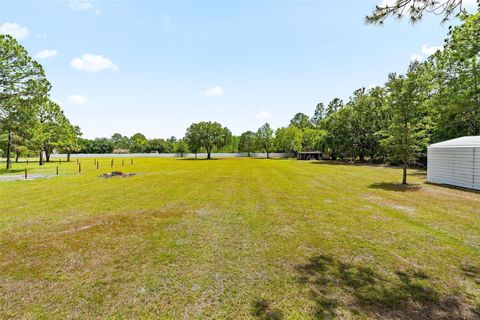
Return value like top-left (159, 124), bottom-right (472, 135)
top-left (0, 158), bottom-right (479, 319)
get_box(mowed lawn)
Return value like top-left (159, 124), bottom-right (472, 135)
top-left (0, 158), bottom-right (479, 319)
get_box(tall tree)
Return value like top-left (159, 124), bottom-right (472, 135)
top-left (0, 35), bottom-right (50, 169)
top-left (311, 103), bottom-right (325, 127)
top-left (326, 98), bottom-right (344, 117)
top-left (302, 128), bottom-right (328, 152)
top-left (275, 126), bottom-right (303, 156)
top-left (239, 131), bottom-right (256, 156)
top-left (289, 112), bottom-right (312, 130)
top-left (111, 133), bottom-right (130, 150)
top-left (256, 123), bottom-right (274, 158)
top-left (345, 88), bottom-right (386, 162)
top-left (130, 133), bottom-right (149, 153)
top-left (174, 139), bottom-right (189, 157)
top-left (57, 123), bottom-right (82, 162)
top-left (429, 12), bottom-right (480, 139)
top-left (29, 99), bottom-right (64, 165)
top-left (382, 65), bottom-right (431, 184)
top-left (185, 121), bottom-right (231, 159)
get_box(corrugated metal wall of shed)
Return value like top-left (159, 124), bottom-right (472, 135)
top-left (474, 147), bottom-right (480, 190)
top-left (427, 147), bottom-right (477, 190)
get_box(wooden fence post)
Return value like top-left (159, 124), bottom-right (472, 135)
top-left (79, 163), bottom-right (81, 173)
top-left (56, 166), bottom-right (59, 175)
top-left (25, 168), bottom-right (27, 180)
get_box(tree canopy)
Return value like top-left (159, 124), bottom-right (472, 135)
top-left (185, 121), bottom-right (231, 159)
top-left (365, 0), bottom-right (472, 24)
top-left (0, 34), bottom-right (82, 167)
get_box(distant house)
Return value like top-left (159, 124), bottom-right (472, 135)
top-left (113, 149), bottom-right (129, 154)
top-left (427, 136), bottom-right (480, 190)
top-left (297, 151), bottom-right (329, 160)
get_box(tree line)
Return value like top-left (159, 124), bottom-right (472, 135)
top-left (0, 34), bottom-right (81, 168)
top-left (1, 11), bottom-right (478, 184)
top-left (77, 12), bottom-right (478, 183)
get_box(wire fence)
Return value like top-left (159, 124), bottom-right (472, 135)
top-left (0, 157), bottom-right (140, 181)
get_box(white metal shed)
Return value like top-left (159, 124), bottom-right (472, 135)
top-left (427, 136), bottom-right (480, 190)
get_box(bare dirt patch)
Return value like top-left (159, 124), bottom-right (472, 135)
top-left (98, 171), bottom-right (135, 178)
top-left (363, 194), bottom-right (416, 214)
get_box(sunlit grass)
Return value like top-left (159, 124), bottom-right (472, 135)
top-left (1, 158), bottom-right (479, 319)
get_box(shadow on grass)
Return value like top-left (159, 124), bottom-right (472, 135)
top-left (426, 182), bottom-right (480, 194)
top-left (251, 299), bottom-right (284, 320)
top-left (177, 157), bottom-right (289, 161)
top-left (177, 158), bottom-right (221, 161)
top-left (0, 168), bottom-right (28, 175)
top-left (368, 182), bottom-right (422, 192)
top-left (409, 171), bottom-right (427, 177)
top-left (461, 264), bottom-right (480, 280)
top-left (309, 160), bottom-right (396, 167)
top-left (295, 254), bottom-right (468, 319)
top-left (310, 161), bottom-right (427, 173)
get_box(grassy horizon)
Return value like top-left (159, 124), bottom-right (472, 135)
top-left (1, 158), bottom-right (479, 319)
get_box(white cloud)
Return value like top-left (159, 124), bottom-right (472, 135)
top-left (411, 44), bottom-right (442, 62)
top-left (68, 95), bottom-right (89, 104)
top-left (69, 0), bottom-right (101, 15)
top-left (0, 22), bottom-right (29, 39)
top-left (203, 85), bottom-right (224, 97)
top-left (410, 53), bottom-right (425, 62)
top-left (35, 49), bottom-right (58, 59)
top-left (255, 110), bottom-right (271, 120)
top-left (70, 54), bottom-right (119, 73)
top-left (421, 44), bottom-right (442, 56)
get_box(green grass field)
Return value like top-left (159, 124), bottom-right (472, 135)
top-left (1, 158), bottom-right (479, 319)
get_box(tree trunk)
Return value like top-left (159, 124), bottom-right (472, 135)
top-left (248, 150), bottom-right (251, 157)
top-left (181, 151), bottom-right (183, 157)
top-left (359, 153), bottom-right (365, 162)
top-left (67, 152), bottom-right (71, 162)
top-left (402, 162), bottom-right (407, 185)
top-left (39, 151), bottom-right (44, 166)
top-left (195, 152), bottom-right (197, 159)
top-left (15, 149), bottom-right (19, 163)
top-left (46, 152), bottom-right (51, 162)
top-left (6, 130), bottom-right (12, 169)
top-left (207, 151), bottom-right (211, 159)
top-left (267, 151), bottom-right (270, 159)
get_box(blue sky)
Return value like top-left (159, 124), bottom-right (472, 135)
top-left (0, 0), bottom-right (472, 139)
